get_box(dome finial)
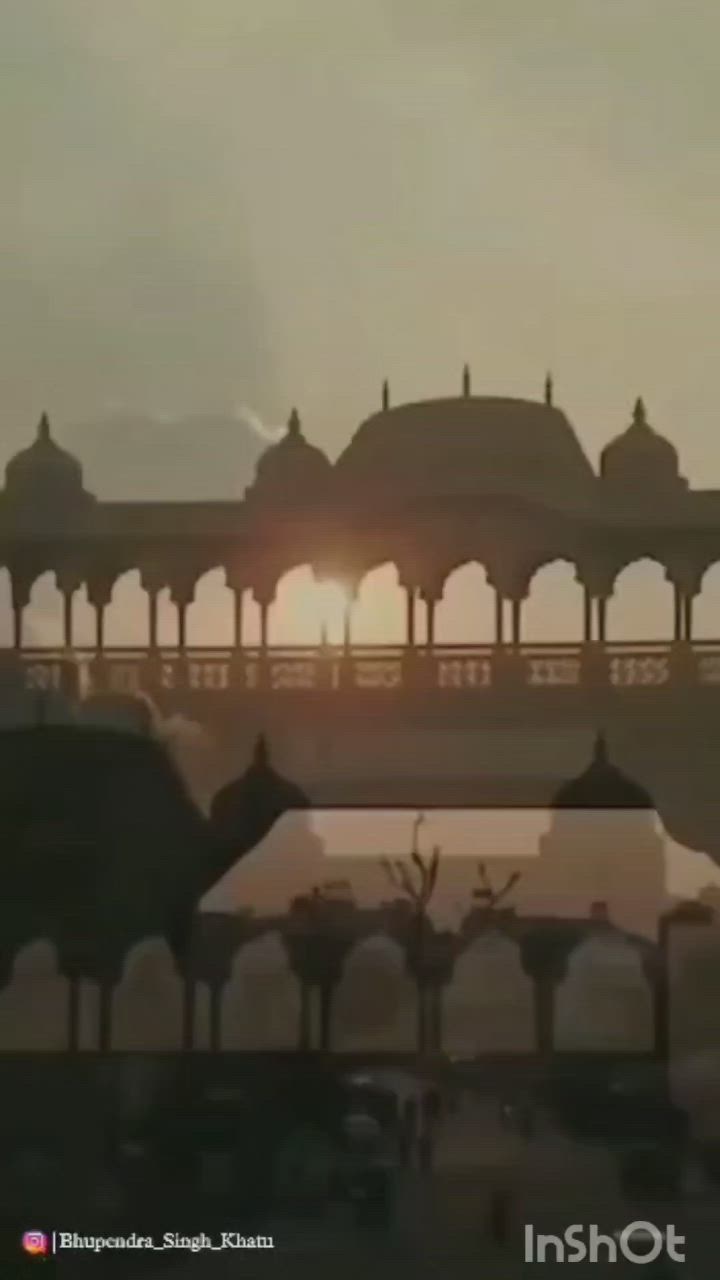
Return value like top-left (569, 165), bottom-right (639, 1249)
top-left (38, 412), bottom-right (51, 442)
top-left (462, 363), bottom-right (471, 397)
top-left (287, 407), bottom-right (301, 438)
top-left (382, 379), bottom-right (390, 411)
top-left (544, 372), bottom-right (554, 406)
top-left (632, 396), bottom-right (647, 427)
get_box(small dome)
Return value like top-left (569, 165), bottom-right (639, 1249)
top-left (210, 734), bottom-right (309, 854)
top-left (600, 398), bottom-right (685, 493)
top-left (247, 408), bottom-right (331, 507)
top-left (5, 413), bottom-right (85, 502)
top-left (553, 735), bottom-right (652, 809)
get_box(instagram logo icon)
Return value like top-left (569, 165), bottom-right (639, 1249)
top-left (22, 1231), bottom-right (49, 1257)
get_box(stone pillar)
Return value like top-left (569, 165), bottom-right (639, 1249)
top-left (494, 590), bottom-right (505, 645)
top-left (579, 562), bottom-right (616, 648)
top-left (510, 598), bottom-right (523, 646)
top-left (55, 571), bottom-right (82, 652)
top-left (182, 974), bottom-right (196, 1052)
top-left (405, 586), bottom-right (416, 648)
top-left (259, 602), bottom-right (269, 651)
top-left (170, 578), bottom-right (196, 653)
top-left (533, 973), bottom-right (558, 1058)
top-left (208, 982), bottom-right (223, 1053)
top-left (96, 605), bottom-right (105, 652)
top-left (232, 588), bottom-right (244, 649)
top-left (425, 597), bottom-right (437, 648)
top-left (251, 583), bottom-right (275, 687)
top-left (66, 975), bottom-right (81, 1053)
top-left (12, 601), bottom-right (23, 650)
top-left (87, 578), bottom-right (113, 653)
top-left (177, 602), bottom-right (188, 650)
top-left (62, 589), bottom-right (74, 650)
top-left (683, 594), bottom-right (694, 642)
top-left (665, 562), bottom-right (702, 644)
top-left (583, 589), bottom-right (593, 643)
top-left (147, 590), bottom-right (159, 651)
top-left (490, 567), bottom-right (530, 651)
top-left (520, 925), bottom-right (576, 1061)
top-left (10, 575), bottom-right (31, 650)
top-left (673, 587), bottom-right (683, 643)
top-left (597, 597), bottom-right (607, 643)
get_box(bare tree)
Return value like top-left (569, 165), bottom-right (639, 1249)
top-left (380, 812), bottom-right (441, 1052)
top-left (472, 862), bottom-right (521, 911)
top-left (380, 813), bottom-right (439, 914)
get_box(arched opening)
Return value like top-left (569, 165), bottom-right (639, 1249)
top-left (70, 584), bottom-right (97, 648)
top-left (443, 932), bottom-right (533, 1054)
top-left (556, 935), bottom-right (653, 1051)
top-left (0, 569), bottom-right (13, 647)
top-left (156, 587), bottom-right (177, 647)
top-left (332, 934), bottom-right (416, 1051)
top-left (524, 560), bottom-right (584, 643)
top-left (104, 570), bottom-right (149, 648)
top-left (239, 589), bottom-right (260, 647)
top-left (267, 565), bottom-right (345, 646)
top-left (186, 568), bottom-right (234, 647)
top-left (23, 572), bottom-right (63, 648)
top-left (113, 937), bottom-right (183, 1050)
top-left (0, 940), bottom-right (67, 1050)
top-left (693, 563), bottom-right (720, 640)
top-left (221, 932), bottom-right (299, 1050)
top-left (352, 563), bottom-right (405, 646)
top-left (435, 562), bottom-right (494, 644)
top-left (606, 559), bottom-right (673, 642)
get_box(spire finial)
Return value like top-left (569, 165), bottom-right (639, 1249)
top-left (253, 733), bottom-right (269, 767)
top-left (382, 379), bottom-right (390, 412)
top-left (287, 407), bottom-right (301, 437)
top-left (593, 732), bottom-right (608, 766)
top-left (38, 412), bottom-right (51, 441)
top-left (462, 363), bottom-right (471, 397)
top-left (632, 397), bottom-right (647, 427)
top-left (544, 371), bottom-right (554, 406)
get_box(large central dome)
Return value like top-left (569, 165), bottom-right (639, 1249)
top-left (335, 395), bottom-right (597, 511)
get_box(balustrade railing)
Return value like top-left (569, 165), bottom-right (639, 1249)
top-left (11, 639), bottom-right (720, 695)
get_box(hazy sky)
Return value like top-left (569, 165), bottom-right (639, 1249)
top-left (2, 0), bottom-right (720, 479)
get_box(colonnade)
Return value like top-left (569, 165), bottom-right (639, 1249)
top-left (3, 559), bottom-right (715, 653)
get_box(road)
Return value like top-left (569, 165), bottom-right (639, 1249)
top-left (41, 1095), bottom-right (720, 1277)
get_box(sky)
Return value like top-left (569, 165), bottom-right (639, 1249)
top-left (2, 0), bottom-right (720, 482)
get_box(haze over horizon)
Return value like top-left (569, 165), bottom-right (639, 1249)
top-left (2, 0), bottom-right (720, 488)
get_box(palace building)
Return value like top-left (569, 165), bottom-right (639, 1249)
top-left (0, 372), bottom-right (718, 656)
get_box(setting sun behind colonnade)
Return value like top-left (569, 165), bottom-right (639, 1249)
top-left (7, 558), bottom-right (720, 649)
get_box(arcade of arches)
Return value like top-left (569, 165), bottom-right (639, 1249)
top-left (7, 559), bottom-right (720, 653)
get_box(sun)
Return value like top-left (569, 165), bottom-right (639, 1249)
top-left (267, 568), bottom-right (349, 646)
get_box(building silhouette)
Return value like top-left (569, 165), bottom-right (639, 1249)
top-left (208, 735), bottom-right (668, 940)
top-left (0, 380), bottom-right (715, 655)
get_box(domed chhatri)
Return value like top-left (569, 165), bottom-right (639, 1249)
top-left (600, 397), bottom-right (686, 494)
top-left (247, 407), bottom-right (332, 507)
top-left (553, 734), bottom-right (652, 810)
top-left (210, 733), bottom-right (309, 856)
top-left (335, 385), bottom-right (597, 511)
top-left (4, 413), bottom-right (89, 507)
